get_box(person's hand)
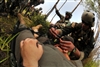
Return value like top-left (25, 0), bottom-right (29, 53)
top-left (20, 38), bottom-right (43, 67)
top-left (32, 24), bottom-right (43, 38)
top-left (32, 24), bottom-right (43, 32)
top-left (59, 39), bottom-right (75, 52)
top-left (59, 39), bottom-right (81, 59)
top-left (49, 27), bottom-right (61, 39)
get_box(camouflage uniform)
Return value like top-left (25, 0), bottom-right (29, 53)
top-left (61, 22), bottom-right (95, 60)
top-left (52, 10), bottom-right (95, 60)
top-left (54, 9), bottom-right (72, 29)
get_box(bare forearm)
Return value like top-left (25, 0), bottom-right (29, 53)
top-left (23, 61), bottom-right (38, 67)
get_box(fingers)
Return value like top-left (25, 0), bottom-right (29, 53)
top-left (20, 38), bottom-right (43, 51)
top-left (60, 40), bottom-right (73, 45)
top-left (60, 46), bottom-right (68, 50)
top-left (63, 50), bottom-right (69, 53)
top-left (60, 41), bottom-right (74, 48)
top-left (20, 40), bottom-right (24, 49)
top-left (33, 24), bottom-right (43, 30)
top-left (59, 40), bottom-right (75, 52)
top-left (20, 38), bottom-right (43, 57)
top-left (49, 28), bottom-right (58, 38)
top-left (20, 38), bottom-right (43, 67)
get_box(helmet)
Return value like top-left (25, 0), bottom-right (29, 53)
top-left (65, 11), bottom-right (72, 19)
top-left (81, 10), bottom-right (95, 27)
top-left (40, 0), bottom-right (44, 4)
top-left (39, 7), bottom-right (42, 10)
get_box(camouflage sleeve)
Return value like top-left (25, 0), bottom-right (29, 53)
top-left (56, 9), bottom-right (64, 19)
top-left (61, 26), bottom-right (72, 36)
top-left (83, 30), bottom-right (95, 59)
top-left (61, 22), bottom-right (78, 36)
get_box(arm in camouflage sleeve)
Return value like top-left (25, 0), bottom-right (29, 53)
top-left (61, 22), bottom-right (77, 36)
top-left (83, 30), bottom-right (95, 59)
top-left (55, 8), bottom-right (64, 19)
top-left (52, 23), bottom-right (74, 36)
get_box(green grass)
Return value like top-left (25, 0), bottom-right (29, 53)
top-left (0, 36), bottom-right (10, 64)
top-left (84, 60), bottom-right (99, 67)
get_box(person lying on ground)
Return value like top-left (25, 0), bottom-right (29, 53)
top-left (15, 13), bottom-right (83, 67)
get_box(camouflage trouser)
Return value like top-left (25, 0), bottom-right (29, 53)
top-left (15, 30), bottom-right (83, 67)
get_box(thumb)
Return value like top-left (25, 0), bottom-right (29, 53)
top-left (20, 40), bottom-right (24, 49)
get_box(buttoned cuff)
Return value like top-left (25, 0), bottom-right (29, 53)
top-left (78, 51), bottom-right (84, 60)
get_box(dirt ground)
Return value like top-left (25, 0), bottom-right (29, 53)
top-left (0, 50), bottom-right (10, 67)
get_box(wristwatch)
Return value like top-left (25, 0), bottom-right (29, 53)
top-left (72, 47), bottom-right (76, 53)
